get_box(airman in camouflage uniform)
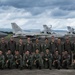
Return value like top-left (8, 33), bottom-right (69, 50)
top-left (33, 38), bottom-right (41, 52)
top-left (64, 37), bottom-right (73, 65)
top-left (5, 50), bottom-right (13, 69)
top-left (8, 37), bottom-right (16, 55)
top-left (56, 39), bottom-right (64, 54)
top-left (53, 50), bottom-right (61, 69)
top-left (25, 38), bottom-right (33, 54)
top-left (43, 38), bottom-right (50, 53)
top-left (16, 39), bottom-right (25, 56)
top-left (43, 49), bottom-right (52, 70)
top-left (13, 50), bottom-right (23, 69)
top-left (50, 36), bottom-right (57, 54)
top-left (0, 38), bottom-right (7, 55)
top-left (62, 51), bottom-right (70, 69)
top-left (23, 51), bottom-right (33, 69)
top-left (64, 37), bottom-right (72, 54)
top-left (33, 49), bottom-right (42, 69)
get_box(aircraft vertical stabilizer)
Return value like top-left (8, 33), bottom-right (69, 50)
top-left (11, 23), bottom-right (22, 33)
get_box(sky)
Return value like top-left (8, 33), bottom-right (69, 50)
top-left (0, 0), bottom-right (75, 30)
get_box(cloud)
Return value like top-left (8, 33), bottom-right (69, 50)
top-left (0, 0), bottom-right (75, 18)
top-left (0, 0), bottom-right (75, 30)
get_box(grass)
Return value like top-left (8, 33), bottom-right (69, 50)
top-left (5, 34), bottom-right (12, 40)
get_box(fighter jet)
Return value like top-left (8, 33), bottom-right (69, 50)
top-left (43, 25), bottom-right (75, 37)
top-left (11, 23), bottom-right (51, 38)
top-left (67, 26), bottom-right (75, 34)
top-left (65, 26), bottom-right (75, 37)
top-left (42, 25), bottom-right (68, 37)
top-left (0, 31), bottom-right (7, 38)
top-left (11, 23), bottom-right (68, 38)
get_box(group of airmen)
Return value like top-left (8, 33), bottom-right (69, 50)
top-left (0, 36), bottom-right (75, 70)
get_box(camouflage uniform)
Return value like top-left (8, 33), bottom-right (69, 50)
top-left (53, 52), bottom-right (61, 69)
top-left (72, 42), bottom-right (75, 53)
top-left (0, 54), bottom-right (5, 69)
top-left (25, 42), bottom-right (33, 53)
top-left (33, 53), bottom-right (43, 69)
top-left (0, 42), bottom-right (7, 55)
top-left (23, 54), bottom-right (33, 69)
top-left (8, 41), bottom-right (16, 54)
top-left (50, 41), bottom-right (57, 54)
top-left (62, 52), bottom-right (70, 69)
top-left (64, 41), bottom-right (72, 54)
top-left (64, 40), bottom-right (73, 65)
top-left (13, 54), bottom-right (23, 69)
top-left (43, 53), bottom-right (52, 69)
top-left (5, 53), bottom-right (13, 69)
top-left (16, 43), bottom-right (25, 56)
top-left (43, 43), bottom-right (50, 53)
top-left (33, 43), bottom-right (41, 52)
top-left (56, 42), bottom-right (64, 54)
top-left (72, 53), bottom-right (75, 69)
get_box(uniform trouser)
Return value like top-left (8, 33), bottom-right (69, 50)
top-left (5, 60), bottom-right (13, 68)
top-left (13, 60), bottom-right (23, 68)
top-left (35, 60), bottom-right (42, 68)
top-left (23, 60), bottom-right (32, 68)
top-left (36, 60), bottom-right (40, 68)
top-left (62, 60), bottom-right (69, 68)
top-left (44, 60), bottom-right (52, 69)
top-left (0, 61), bottom-right (4, 68)
top-left (53, 60), bottom-right (60, 68)
top-left (69, 52), bottom-right (72, 65)
top-left (73, 63), bottom-right (75, 69)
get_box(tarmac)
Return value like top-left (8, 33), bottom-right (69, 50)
top-left (0, 69), bottom-right (75, 75)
